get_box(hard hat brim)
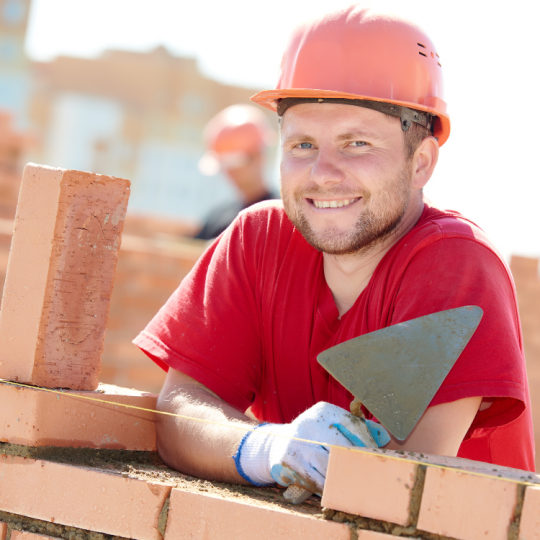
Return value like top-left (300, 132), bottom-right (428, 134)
top-left (251, 88), bottom-right (450, 147)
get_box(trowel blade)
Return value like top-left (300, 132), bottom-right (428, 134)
top-left (317, 306), bottom-right (483, 441)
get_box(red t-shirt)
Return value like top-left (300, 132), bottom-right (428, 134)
top-left (134, 200), bottom-right (535, 472)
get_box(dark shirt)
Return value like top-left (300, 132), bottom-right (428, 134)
top-left (194, 190), bottom-right (275, 240)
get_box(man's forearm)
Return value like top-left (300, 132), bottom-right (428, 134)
top-left (156, 370), bottom-right (257, 483)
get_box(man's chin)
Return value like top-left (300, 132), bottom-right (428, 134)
top-left (302, 229), bottom-right (361, 255)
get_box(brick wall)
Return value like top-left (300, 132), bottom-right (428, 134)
top-left (101, 233), bottom-right (206, 392)
top-left (510, 256), bottom-right (540, 467)
top-left (1, 385), bottom-right (540, 540)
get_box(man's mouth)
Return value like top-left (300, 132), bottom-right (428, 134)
top-left (309, 197), bottom-right (360, 209)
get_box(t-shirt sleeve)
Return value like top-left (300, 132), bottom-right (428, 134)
top-left (133, 215), bottom-right (263, 412)
top-left (391, 237), bottom-right (527, 431)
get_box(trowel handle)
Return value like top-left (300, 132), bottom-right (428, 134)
top-left (283, 484), bottom-right (312, 505)
top-left (349, 398), bottom-right (378, 449)
top-left (350, 397), bottom-right (365, 419)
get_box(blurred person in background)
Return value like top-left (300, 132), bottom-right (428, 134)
top-left (194, 104), bottom-right (276, 240)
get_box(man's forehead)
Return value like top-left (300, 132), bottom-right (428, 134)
top-left (280, 103), bottom-right (398, 140)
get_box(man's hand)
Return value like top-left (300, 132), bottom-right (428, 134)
top-left (234, 402), bottom-right (389, 495)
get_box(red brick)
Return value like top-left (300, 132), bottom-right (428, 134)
top-left (0, 455), bottom-right (170, 540)
top-left (0, 163), bottom-right (130, 390)
top-left (11, 532), bottom-right (57, 540)
top-left (417, 466), bottom-right (519, 540)
top-left (322, 446), bottom-right (418, 526)
top-left (0, 522), bottom-right (6, 540)
top-left (165, 488), bottom-right (350, 540)
top-left (0, 380), bottom-right (157, 451)
top-left (519, 485), bottom-right (540, 539)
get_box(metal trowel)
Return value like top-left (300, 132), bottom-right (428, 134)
top-left (283, 305), bottom-right (483, 504)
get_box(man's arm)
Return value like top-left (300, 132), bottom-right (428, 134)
top-left (156, 367), bottom-right (257, 484)
top-left (385, 396), bottom-right (482, 455)
top-left (156, 366), bottom-right (483, 494)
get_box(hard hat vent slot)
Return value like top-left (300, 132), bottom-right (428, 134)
top-left (417, 43), bottom-right (426, 48)
top-left (419, 52), bottom-right (427, 57)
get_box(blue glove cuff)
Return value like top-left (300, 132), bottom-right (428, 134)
top-left (233, 423), bottom-right (274, 487)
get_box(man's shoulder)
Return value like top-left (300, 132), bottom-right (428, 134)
top-left (236, 199), bottom-right (293, 235)
top-left (410, 202), bottom-right (499, 256)
top-left (384, 201), bottom-right (510, 281)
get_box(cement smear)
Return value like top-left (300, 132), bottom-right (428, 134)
top-left (508, 484), bottom-right (526, 540)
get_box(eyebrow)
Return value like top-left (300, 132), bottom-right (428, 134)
top-left (336, 131), bottom-right (378, 141)
top-left (282, 130), bottom-right (379, 145)
top-left (281, 133), bottom-right (317, 145)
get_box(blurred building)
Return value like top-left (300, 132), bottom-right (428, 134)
top-left (27, 47), bottom-right (277, 224)
top-left (0, 0), bottom-right (32, 129)
top-left (2, 0), bottom-right (278, 224)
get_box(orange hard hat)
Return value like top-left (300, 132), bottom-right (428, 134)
top-left (199, 105), bottom-right (274, 175)
top-left (251, 5), bottom-right (450, 146)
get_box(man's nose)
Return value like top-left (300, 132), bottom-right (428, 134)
top-left (310, 149), bottom-right (346, 187)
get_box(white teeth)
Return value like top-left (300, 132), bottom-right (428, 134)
top-left (313, 198), bottom-right (358, 209)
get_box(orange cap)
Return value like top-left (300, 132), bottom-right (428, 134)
top-left (199, 105), bottom-right (274, 175)
top-left (251, 6), bottom-right (450, 146)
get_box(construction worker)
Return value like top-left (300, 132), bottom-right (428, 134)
top-left (135, 6), bottom-right (535, 496)
top-left (194, 104), bottom-right (276, 240)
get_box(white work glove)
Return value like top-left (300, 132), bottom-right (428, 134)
top-left (233, 402), bottom-right (390, 496)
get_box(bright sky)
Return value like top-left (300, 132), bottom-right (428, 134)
top-left (26, 0), bottom-right (540, 261)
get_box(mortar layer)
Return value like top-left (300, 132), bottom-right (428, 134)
top-left (0, 509), bottom-right (128, 540)
top-left (0, 443), bottom-right (323, 518)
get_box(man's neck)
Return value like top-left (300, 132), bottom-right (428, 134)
top-left (323, 197), bottom-right (425, 318)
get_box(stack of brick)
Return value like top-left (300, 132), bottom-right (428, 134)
top-left (0, 163), bottom-right (540, 540)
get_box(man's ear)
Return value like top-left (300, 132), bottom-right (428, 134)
top-left (411, 136), bottom-right (439, 190)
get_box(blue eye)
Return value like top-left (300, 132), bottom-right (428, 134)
top-left (299, 142), bottom-right (313, 149)
top-left (350, 141), bottom-right (366, 147)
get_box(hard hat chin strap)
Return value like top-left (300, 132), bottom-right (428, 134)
top-left (277, 98), bottom-right (433, 133)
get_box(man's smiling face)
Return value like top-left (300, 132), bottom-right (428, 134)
top-left (280, 103), bottom-right (417, 255)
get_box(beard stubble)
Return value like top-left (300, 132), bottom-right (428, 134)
top-left (282, 164), bottom-right (413, 256)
